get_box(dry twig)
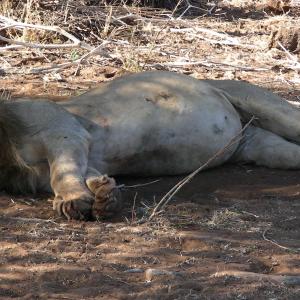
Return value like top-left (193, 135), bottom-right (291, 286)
top-left (262, 229), bottom-right (300, 253)
top-left (148, 60), bottom-right (270, 72)
top-left (131, 192), bottom-right (138, 223)
top-left (3, 41), bottom-right (111, 74)
top-left (0, 16), bottom-right (114, 74)
top-left (118, 179), bottom-right (160, 189)
top-left (0, 15), bottom-right (93, 51)
top-left (169, 27), bottom-right (260, 49)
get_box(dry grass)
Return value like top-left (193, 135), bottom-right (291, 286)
top-left (0, 1), bottom-right (299, 96)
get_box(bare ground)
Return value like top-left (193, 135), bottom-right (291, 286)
top-left (1, 166), bottom-right (300, 299)
top-left (1, 2), bottom-right (300, 299)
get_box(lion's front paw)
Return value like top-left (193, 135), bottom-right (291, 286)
top-left (53, 196), bottom-right (94, 220)
top-left (86, 175), bottom-right (122, 219)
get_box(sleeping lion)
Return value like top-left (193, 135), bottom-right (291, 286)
top-left (1, 71), bottom-right (300, 220)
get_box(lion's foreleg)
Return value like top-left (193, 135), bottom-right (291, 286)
top-left (46, 133), bottom-right (94, 220)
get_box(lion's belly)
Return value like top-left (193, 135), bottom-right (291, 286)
top-left (66, 71), bottom-right (243, 176)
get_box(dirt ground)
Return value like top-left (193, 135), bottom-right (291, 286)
top-left (1, 1), bottom-right (300, 299)
top-left (1, 167), bottom-right (300, 299)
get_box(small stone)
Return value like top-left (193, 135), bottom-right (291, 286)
top-left (144, 268), bottom-right (182, 282)
top-left (145, 268), bottom-right (173, 282)
top-left (124, 268), bottom-right (144, 273)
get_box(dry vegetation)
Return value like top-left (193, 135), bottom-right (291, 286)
top-left (1, 1), bottom-right (300, 299)
top-left (0, 0), bottom-right (300, 97)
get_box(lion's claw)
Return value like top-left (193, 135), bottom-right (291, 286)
top-left (53, 196), bottom-right (94, 220)
top-left (53, 175), bottom-right (121, 220)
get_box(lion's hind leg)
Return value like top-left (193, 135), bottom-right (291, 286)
top-left (233, 126), bottom-right (300, 169)
top-left (85, 168), bottom-right (122, 219)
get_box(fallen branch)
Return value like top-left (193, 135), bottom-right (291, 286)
top-left (3, 42), bottom-right (111, 74)
top-left (148, 116), bottom-right (255, 221)
top-left (0, 16), bottom-right (112, 74)
top-left (169, 27), bottom-right (260, 49)
top-left (146, 60), bottom-right (270, 72)
top-left (262, 229), bottom-right (300, 253)
top-left (0, 15), bottom-right (93, 51)
top-left (211, 270), bottom-right (300, 286)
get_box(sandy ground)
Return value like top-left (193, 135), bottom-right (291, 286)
top-left (1, 2), bottom-right (300, 299)
top-left (1, 166), bottom-right (300, 299)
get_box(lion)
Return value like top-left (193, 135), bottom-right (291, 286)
top-left (2, 71), bottom-right (300, 220)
